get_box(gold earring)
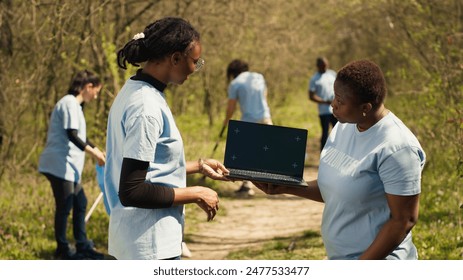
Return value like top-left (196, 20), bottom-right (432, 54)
top-left (362, 112), bottom-right (366, 117)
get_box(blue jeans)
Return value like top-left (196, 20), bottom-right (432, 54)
top-left (43, 173), bottom-right (92, 253)
top-left (319, 114), bottom-right (338, 151)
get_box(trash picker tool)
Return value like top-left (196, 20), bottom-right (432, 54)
top-left (85, 192), bottom-right (103, 223)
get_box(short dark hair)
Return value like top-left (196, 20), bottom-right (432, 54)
top-left (117, 17), bottom-right (200, 69)
top-left (226, 59), bottom-right (249, 81)
top-left (316, 57), bottom-right (327, 67)
top-left (68, 70), bottom-right (101, 96)
top-left (336, 60), bottom-right (386, 108)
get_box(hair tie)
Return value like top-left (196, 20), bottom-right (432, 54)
top-left (132, 32), bottom-right (145, 40)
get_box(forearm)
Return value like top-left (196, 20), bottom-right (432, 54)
top-left (67, 129), bottom-right (87, 150)
top-left (67, 129), bottom-right (104, 163)
top-left (309, 91), bottom-right (331, 104)
top-left (359, 218), bottom-right (416, 260)
top-left (223, 99), bottom-right (236, 126)
top-left (186, 159), bottom-right (202, 175)
top-left (119, 158), bottom-right (174, 208)
top-left (260, 179), bottom-right (324, 202)
top-left (119, 181), bottom-right (174, 209)
top-left (85, 144), bottom-right (100, 157)
top-left (284, 180), bottom-right (324, 202)
top-left (224, 110), bottom-right (234, 126)
top-left (172, 187), bottom-right (206, 205)
top-left (85, 144), bottom-right (105, 165)
top-left (359, 193), bottom-right (420, 259)
top-left (86, 139), bottom-right (96, 148)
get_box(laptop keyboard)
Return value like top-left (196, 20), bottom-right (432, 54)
top-left (228, 168), bottom-right (302, 184)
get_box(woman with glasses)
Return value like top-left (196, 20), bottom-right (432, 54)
top-left (104, 17), bottom-right (228, 260)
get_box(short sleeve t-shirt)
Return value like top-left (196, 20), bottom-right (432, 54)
top-left (318, 112), bottom-right (426, 259)
top-left (39, 94), bottom-right (86, 183)
top-left (308, 69), bottom-right (336, 115)
top-left (228, 71), bottom-right (271, 122)
top-left (104, 78), bottom-right (186, 260)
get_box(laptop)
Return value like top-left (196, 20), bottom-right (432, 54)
top-left (224, 120), bottom-right (308, 187)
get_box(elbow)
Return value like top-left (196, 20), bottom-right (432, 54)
top-left (406, 215), bottom-right (418, 232)
top-left (118, 190), bottom-right (136, 207)
top-left (393, 214), bottom-right (418, 235)
top-left (405, 208), bottom-right (419, 229)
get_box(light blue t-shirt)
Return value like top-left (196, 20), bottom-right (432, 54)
top-left (39, 94), bottom-right (86, 183)
top-left (228, 71), bottom-right (271, 122)
top-left (308, 69), bottom-right (336, 115)
top-left (318, 112), bottom-right (426, 260)
top-left (104, 78), bottom-right (186, 260)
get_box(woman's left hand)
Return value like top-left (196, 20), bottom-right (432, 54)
top-left (200, 158), bottom-right (229, 181)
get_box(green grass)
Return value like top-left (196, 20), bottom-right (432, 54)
top-left (227, 230), bottom-right (326, 260)
top-left (0, 173), bottom-right (110, 259)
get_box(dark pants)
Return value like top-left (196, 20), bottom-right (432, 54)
top-left (43, 173), bottom-right (92, 253)
top-left (319, 114), bottom-right (338, 151)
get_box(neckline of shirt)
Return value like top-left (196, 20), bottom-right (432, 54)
top-left (130, 69), bottom-right (167, 93)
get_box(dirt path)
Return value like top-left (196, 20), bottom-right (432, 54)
top-left (185, 166), bottom-right (324, 260)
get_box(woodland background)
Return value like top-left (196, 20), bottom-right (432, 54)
top-left (0, 0), bottom-right (462, 259)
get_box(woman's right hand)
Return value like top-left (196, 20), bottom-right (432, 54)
top-left (252, 181), bottom-right (287, 195)
top-left (85, 145), bottom-right (106, 166)
top-left (193, 186), bottom-right (219, 222)
top-left (93, 147), bottom-right (106, 166)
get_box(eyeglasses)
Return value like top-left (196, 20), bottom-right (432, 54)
top-left (193, 57), bottom-right (205, 72)
top-left (182, 50), bottom-right (205, 72)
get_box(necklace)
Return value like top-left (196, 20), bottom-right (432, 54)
top-left (357, 107), bottom-right (388, 132)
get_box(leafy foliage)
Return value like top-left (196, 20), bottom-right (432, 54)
top-left (0, 0), bottom-right (461, 259)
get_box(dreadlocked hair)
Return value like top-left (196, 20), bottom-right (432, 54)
top-left (117, 17), bottom-right (200, 70)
